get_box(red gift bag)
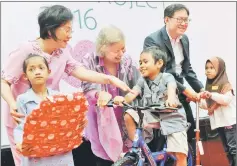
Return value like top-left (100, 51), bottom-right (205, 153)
top-left (21, 92), bottom-right (88, 157)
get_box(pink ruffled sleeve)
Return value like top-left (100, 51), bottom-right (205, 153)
top-left (1, 46), bottom-right (29, 84)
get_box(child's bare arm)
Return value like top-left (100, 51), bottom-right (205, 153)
top-left (164, 73), bottom-right (181, 107)
top-left (167, 82), bottom-right (177, 97)
top-left (114, 77), bottom-right (144, 105)
top-left (114, 90), bottom-right (140, 106)
top-left (125, 77), bottom-right (144, 104)
top-left (124, 90), bottom-right (140, 103)
top-left (166, 82), bottom-right (180, 107)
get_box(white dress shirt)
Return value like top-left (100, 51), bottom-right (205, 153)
top-left (166, 29), bottom-right (184, 75)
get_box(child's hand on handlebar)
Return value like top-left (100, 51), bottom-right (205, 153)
top-left (97, 91), bottom-right (112, 108)
top-left (183, 88), bottom-right (200, 102)
top-left (113, 96), bottom-right (125, 107)
top-left (199, 91), bottom-right (212, 99)
top-left (165, 96), bottom-right (181, 108)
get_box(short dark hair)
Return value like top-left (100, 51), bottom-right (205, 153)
top-left (164, 3), bottom-right (189, 18)
top-left (141, 46), bottom-right (167, 72)
top-left (38, 5), bottom-right (73, 40)
top-left (23, 54), bottom-right (49, 73)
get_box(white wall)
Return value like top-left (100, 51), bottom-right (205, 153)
top-left (1, 2), bottom-right (236, 146)
top-left (1, 1), bottom-right (165, 146)
top-left (1, 2), bottom-right (165, 65)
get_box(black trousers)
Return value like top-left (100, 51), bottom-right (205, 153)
top-left (72, 139), bottom-right (96, 166)
top-left (72, 138), bottom-right (113, 166)
top-left (217, 124), bottom-right (236, 166)
top-left (95, 156), bottom-right (114, 166)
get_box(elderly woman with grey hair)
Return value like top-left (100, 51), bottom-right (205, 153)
top-left (79, 25), bottom-right (141, 166)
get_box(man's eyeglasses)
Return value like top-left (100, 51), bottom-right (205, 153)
top-left (170, 17), bottom-right (191, 24)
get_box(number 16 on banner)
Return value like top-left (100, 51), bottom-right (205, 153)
top-left (73, 8), bottom-right (97, 30)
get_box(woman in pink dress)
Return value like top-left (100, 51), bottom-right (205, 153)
top-left (1, 5), bottom-right (132, 166)
top-left (80, 25), bottom-right (141, 166)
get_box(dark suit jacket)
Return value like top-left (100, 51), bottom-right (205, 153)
top-left (143, 26), bottom-right (203, 93)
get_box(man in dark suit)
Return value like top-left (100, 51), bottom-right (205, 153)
top-left (143, 3), bottom-right (204, 144)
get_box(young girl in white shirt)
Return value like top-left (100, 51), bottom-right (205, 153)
top-left (199, 56), bottom-right (236, 166)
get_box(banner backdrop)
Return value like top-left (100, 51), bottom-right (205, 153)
top-left (1, 2), bottom-right (236, 146)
